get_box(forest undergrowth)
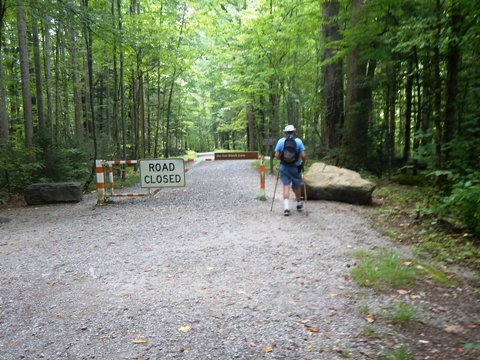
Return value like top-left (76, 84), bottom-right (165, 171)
top-left (369, 180), bottom-right (480, 272)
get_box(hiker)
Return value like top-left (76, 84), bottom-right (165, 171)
top-left (274, 124), bottom-right (306, 216)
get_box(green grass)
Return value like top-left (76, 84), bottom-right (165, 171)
top-left (359, 325), bottom-right (379, 338)
top-left (351, 249), bottom-right (418, 291)
top-left (379, 345), bottom-right (414, 360)
top-left (387, 303), bottom-right (418, 326)
top-left (413, 261), bottom-right (459, 286)
top-left (114, 171), bottom-right (140, 188)
top-left (255, 193), bottom-right (267, 201)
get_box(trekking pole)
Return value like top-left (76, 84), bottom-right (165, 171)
top-left (303, 174), bottom-right (308, 216)
top-left (270, 168), bottom-right (280, 211)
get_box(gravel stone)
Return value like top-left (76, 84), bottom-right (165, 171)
top-left (1, 158), bottom-right (407, 359)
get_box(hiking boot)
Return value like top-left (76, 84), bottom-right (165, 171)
top-left (284, 209), bottom-right (290, 216)
top-left (296, 202), bottom-right (304, 211)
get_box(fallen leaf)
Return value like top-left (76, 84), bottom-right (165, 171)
top-left (432, 306), bottom-right (448, 313)
top-left (410, 294), bottom-right (421, 300)
top-left (402, 261), bottom-right (413, 266)
top-left (179, 326), bottom-right (191, 333)
top-left (306, 325), bottom-right (320, 333)
top-left (55, 312), bottom-right (65, 318)
top-left (364, 315), bottom-right (375, 323)
top-left (444, 324), bottom-right (465, 334)
top-left (467, 324), bottom-right (478, 329)
top-left (133, 338), bottom-right (148, 344)
top-left (397, 289), bottom-right (410, 295)
top-left (262, 347), bottom-right (273, 353)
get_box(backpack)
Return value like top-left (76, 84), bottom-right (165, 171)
top-left (281, 136), bottom-right (298, 164)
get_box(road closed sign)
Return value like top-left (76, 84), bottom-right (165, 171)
top-left (139, 159), bottom-right (185, 188)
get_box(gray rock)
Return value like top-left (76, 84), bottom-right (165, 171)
top-left (303, 162), bottom-right (375, 205)
top-left (24, 183), bottom-right (82, 205)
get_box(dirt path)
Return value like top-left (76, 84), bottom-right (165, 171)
top-left (0, 159), bottom-right (478, 359)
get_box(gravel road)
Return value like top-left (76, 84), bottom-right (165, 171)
top-left (0, 158), bottom-right (442, 359)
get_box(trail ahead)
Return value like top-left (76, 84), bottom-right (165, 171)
top-left (0, 159), bottom-right (477, 359)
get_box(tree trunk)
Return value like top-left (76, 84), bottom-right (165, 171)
top-left (138, 62), bottom-right (145, 158)
top-left (433, 0), bottom-right (443, 178)
top-left (145, 73), bottom-right (151, 157)
top-left (0, 48), bottom-right (8, 141)
top-left (247, 103), bottom-right (255, 151)
top-left (118, 0), bottom-right (126, 161)
top-left (131, 72), bottom-right (139, 159)
top-left (43, 16), bottom-right (54, 140)
top-left (32, 22), bottom-right (45, 133)
top-left (69, 24), bottom-right (83, 140)
top-left (412, 47), bottom-right (422, 175)
top-left (343, 0), bottom-right (373, 170)
top-left (61, 36), bottom-right (70, 140)
top-left (154, 63), bottom-right (163, 158)
top-left (444, 1), bottom-right (461, 164)
top-left (164, 70), bottom-right (175, 158)
top-left (54, 24), bottom-right (61, 142)
top-left (164, 4), bottom-right (186, 158)
top-left (82, 0), bottom-right (99, 191)
top-left (112, 0), bottom-right (119, 158)
top-left (403, 57), bottom-right (413, 163)
top-left (385, 64), bottom-right (397, 177)
top-left (16, 4), bottom-right (34, 149)
top-left (0, 0), bottom-right (8, 141)
top-left (322, 0), bottom-right (343, 150)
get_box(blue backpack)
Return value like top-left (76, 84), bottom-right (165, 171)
top-left (281, 136), bottom-right (298, 164)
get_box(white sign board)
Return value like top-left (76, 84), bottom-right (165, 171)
top-left (139, 159), bottom-right (185, 188)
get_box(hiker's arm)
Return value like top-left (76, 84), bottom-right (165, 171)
top-left (299, 150), bottom-right (306, 165)
top-left (274, 139), bottom-right (283, 160)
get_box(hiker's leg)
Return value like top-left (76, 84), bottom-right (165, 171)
top-left (283, 185), bottom-right (290, 210)
top-left (279, 166), bottom-right (291, 211)
top-left (292, 186), bottom-right (301, 202)
top-left (291, 172), bottom-right (302, 201)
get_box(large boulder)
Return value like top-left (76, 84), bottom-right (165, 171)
top-left (24, 183), bottom-right (82, 205)
top-left (303, 163), bottom-right (375, 205)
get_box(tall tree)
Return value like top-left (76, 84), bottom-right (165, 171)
top-left (82, 0), bottom-right (98, 190)
top-left (343, 0), bottom-right (374, 170)
top-left (69, 22), bottom-right (83, 140)
top-left (0, 0), bottom-right (9, 141)
top-left (322, 0), bottom-right (343, 151)
top-left (16, 3), bottom-right (34, 149)
top-left (444, 0), bottom-right (462, 164)
top-left (43, 15), bottom-right (54, 139)
top-left (32, 21), bottom-right (46, 132)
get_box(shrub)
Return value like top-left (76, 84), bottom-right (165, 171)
top-left (432, 173), bottom-right (480, 236)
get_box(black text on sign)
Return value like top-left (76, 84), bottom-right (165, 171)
top-left (139, 159), bottom-right (186, 188)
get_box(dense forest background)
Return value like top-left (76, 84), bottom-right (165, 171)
top-left (0, 0), bottom-right (479, 235)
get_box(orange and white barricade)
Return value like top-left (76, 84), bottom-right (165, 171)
top-left (95, 160), bottom-right (160, 204)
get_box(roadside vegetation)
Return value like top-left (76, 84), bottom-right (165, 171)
top-left (350, 177), bottom-right (480, 360)
top-left (369, 179), bottom-right (480, 271)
